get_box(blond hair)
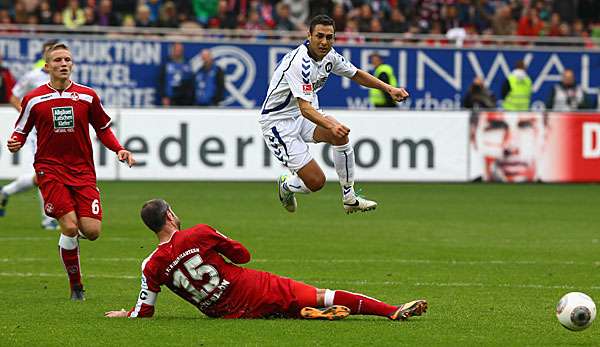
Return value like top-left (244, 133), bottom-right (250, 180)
top-left (44, 43), bottom-right (70, 62)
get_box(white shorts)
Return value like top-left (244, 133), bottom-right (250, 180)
top-left (262, 117), bottom-right (317, 172)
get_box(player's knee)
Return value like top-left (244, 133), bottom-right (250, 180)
top-left (61, 224), bottom-right (79, 237)
top-left (304, 173), bottom-right (326, 191)
top-left (81, 227), bottom-right (101, 241)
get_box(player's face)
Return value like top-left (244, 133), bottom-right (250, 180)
top-left (46, 49), bottom-right (73, 81)
top-left (473, 113), bottom-right (545, 182)
top-left (308, 25), bottom-right (334, 60)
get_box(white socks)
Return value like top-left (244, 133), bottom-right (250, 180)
top-left (283, 174), bottom-right (311, 194)
top-left (333, 143), bottom-right (355, 200)
top-left (324, 289), bottom-right (336, 307)
top-left (1, 173), bottom-right (35, 195)
top-left (58, 234), bottom-right (78, 250)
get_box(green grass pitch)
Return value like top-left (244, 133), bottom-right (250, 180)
top-left (0, 181), bottom-right (598, 346)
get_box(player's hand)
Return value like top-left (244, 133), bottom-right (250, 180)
top-left (104, 309), bottom-right (128, 318)
top-left (7, 136), bottom-right (23, 153)
top-left (389, 87), bottom-right (409, 102)
top-left (330, 123), bottom-right (350, 138)
top-left (117, 150), bottom-right (136, 167)
top-left (325, 115), bottom-right (350, 138)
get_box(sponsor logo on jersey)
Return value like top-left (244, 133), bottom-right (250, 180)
top-left (302, 84), bottom-right (312, 94)
top-left (312, 77), bottom-right (328, 92)
top-left (52, 106), bottom-right (75, 130)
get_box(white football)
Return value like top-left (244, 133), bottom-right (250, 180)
top-left (556, 292), bottom-right (596, 331)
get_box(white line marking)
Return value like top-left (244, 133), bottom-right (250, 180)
top-left (0, 236), bottom-right (140, 242)
top-left (0, 272), bottom-right (138, 279)
top-left (0, 272), bottom-right (597, 290)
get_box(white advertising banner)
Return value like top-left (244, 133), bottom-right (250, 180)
top-left (0, 107), bottom-right (470, 181)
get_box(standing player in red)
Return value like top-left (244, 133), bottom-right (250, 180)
top-left (104, 199), bottom-right (427, 320)
top-left (7, 43), bottom-right (136, 300)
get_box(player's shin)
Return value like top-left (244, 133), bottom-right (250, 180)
top-left (324, 289), bottom-right (397, 317)
top-left (58, 234), bottom-right (82, 290)
top-left (332, 143), bottom-right (355, 200)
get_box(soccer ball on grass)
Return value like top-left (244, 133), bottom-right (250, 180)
top-left (556, 292), bottom-right (596, 331)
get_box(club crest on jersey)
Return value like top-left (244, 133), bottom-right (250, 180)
top-left (70, 92), bottom-right (79, 101)
top-left (302, 84), bottom-right (312, 94)
top-left (45, 203), bottom-right (54, 214)
top-left (52, 106), bottom-right (74, 131)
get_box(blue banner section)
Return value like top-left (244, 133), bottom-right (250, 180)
top-left (0, 37), bottom-right (598, 108)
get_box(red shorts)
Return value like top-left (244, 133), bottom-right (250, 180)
top-left (211, 270), bottom-right (317, 319)
top-left (38, 179), bottom-right (103, 221)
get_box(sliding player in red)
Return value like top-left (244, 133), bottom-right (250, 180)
top-left (104, 199), bottom-right (427, 320)
top-left (7, 43), bottom-right (136, 300)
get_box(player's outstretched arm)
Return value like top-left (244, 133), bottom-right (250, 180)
top-left (105, 273), bottom-right (158, 318)
top-left (297, 98), bottom-right (349, 138)
top-left (351, 69), bottom-right (409, 102)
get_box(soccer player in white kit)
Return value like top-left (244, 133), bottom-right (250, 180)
top-left (260, 15), bottom-right (409, 214)
top-left (0, 40), bottom-right (58, 229)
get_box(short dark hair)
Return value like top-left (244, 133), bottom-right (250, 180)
top-left (309, 14), bottom-right (335, 33)
top-left (140, 199), bottom-right (170, 232)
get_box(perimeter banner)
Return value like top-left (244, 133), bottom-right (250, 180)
top-left (0, 108), bottom-right (469, 181)
top-left (0, 36), bottom-right (598, 109)
top-left (1, 108), bottom-right (597, 182)
top-left (468, 112), bottom-right (600, 182)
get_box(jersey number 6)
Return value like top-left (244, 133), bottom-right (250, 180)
top-left (172, 254), bottom-right (220, 303)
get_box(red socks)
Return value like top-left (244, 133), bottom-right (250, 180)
top-left (331, 290), bottom-right (397, 317)
top-left (59, 247), bottom-right (81, 289)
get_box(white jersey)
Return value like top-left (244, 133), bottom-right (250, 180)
top-left (12, 68), bottom-right (49, 100)
top-left (259, 42), bottom-right (357, 124)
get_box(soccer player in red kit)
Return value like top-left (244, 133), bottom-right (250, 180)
top-left (104, 199), bottom-right (427, 321)
top-left (7, 43), bottom-right (136, 300)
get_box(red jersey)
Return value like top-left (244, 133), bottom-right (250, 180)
top-left (11, 81), bottom-right (119, 185)
top-left (128, 225), bottom-right (313, 319)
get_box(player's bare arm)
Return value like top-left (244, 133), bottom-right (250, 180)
top-left (297, 98), bottom-right (349, 138)
top-left (351, 69), bottom-right (409, 102)
top-left (9, 95), bottom-right (22, 113)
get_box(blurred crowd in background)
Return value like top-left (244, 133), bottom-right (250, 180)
top-left (0, 0), bottom-right (599, 41)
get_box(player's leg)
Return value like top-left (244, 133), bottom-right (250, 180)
top-left (39, 179), bottom-right (85, 300)
top-left (318, 288), bottom-right (427, 321)
top-left (78, 217), bottom-right (101, 241)
top-left (313, 120), bottom-right (377, 214)
top-left (264, 119), bottom-right (316, 212)
top-left (283, 279), bottom-right (350, 320)
top-left (72, 185), bottom-right (103, 241)
top-left (57, 211), bottom-right (85, 300)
